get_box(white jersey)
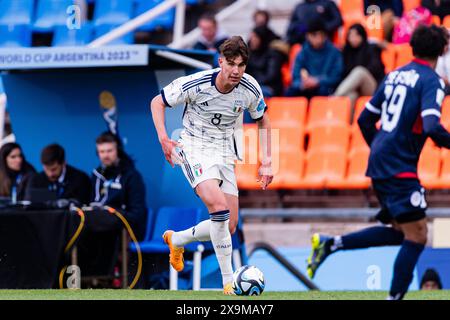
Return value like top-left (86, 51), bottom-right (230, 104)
top-left (161, 68), bottom-right (267, 161)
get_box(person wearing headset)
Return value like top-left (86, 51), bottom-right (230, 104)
top-left (91, 131), bottom-right (147, 240)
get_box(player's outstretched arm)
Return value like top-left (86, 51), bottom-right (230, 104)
top-left (357, 108), bottom-right (380, 146)
top-left (256, 113), bottom-right (274, 190)
top-left (150, 95), bottom-right (180, 167)
top-left (423, 115), bottom-right (450, 149)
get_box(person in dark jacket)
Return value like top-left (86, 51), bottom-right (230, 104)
top-left (0, 142), bottom-right (35, 202)
top-left (334, 23), bottom-right (385, 106)
top-left (420, 268), bottom-right (443, 290)
top-left (246, 26), bottom-right (288, 97)
top-left (422, 0), bottom-right (450, 21)
top-left (286, 0), bottom-right (343, 45)
top-left (253, 9), bottom-right (280, 43)
top-left (91, 132), bottom-right (147, 239)
top-left (193, 13), bottom-right (229, 53)
top-left (285, 19), bottom-right (343, 98)
top-left (26, 144), bottom-right (91, 205)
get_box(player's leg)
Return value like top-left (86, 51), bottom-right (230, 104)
top-left (224, 193), bottom-right (239, 235)
top-left (388, 217), bottom-right (427, 300)
top-left (307, 180), bottom-right (405, 278)
top-left (170, 185), bottom-right (239, 248)
top-left (195, 179), bottom-right (234, 293)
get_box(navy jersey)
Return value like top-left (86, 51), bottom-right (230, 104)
top-left (364, 59), bottom-right (446, 179)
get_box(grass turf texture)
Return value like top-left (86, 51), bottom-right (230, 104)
top-left (0, 290), bottom-right (448, 300)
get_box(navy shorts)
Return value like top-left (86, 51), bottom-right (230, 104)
top-left (372, 178), bottom-right (427, 224)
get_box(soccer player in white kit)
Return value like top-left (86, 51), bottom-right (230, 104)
top-left (150, 36), bottom-right (273, 294)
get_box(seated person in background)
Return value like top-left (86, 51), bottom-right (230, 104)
top-left (26, 144), bottom-right (91, 205)
top-left (285, 19), bottom-right (343, 98)
top-left (193, 13), bottom-right (229, 53)
top-left (286, 0), bottom-right (343, 45)
top-left (364, 0), bottom-right (404, 41)
top-left (252, 9), bottom-right (280, 43)
top-left (0, 143), bottom-right (35, 203)
top-left (334, 24), bottom-right (385, 107)
top-left (436, 30), bottom-right (450, 95)
top-left (420, 268), bottom-right (443, 290)
top-left (92, 132), bottom-right (147, 240)
top-left (422, 0), bottom-right (450, 21)
top-left (246, 26), bottom-right (288, 98)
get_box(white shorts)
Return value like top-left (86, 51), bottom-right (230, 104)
top-left (177, 146), bottom-right (239, 197)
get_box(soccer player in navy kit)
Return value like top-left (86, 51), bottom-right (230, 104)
top-left (307, 25), bottom-right (450, 300)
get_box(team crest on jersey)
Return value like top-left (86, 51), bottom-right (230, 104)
top-left (193, 164), bottom-right (203, 177)
top-left (257, 99), bottom-right (266, 112)
top-left (233, 100), bottom-right (244, 113)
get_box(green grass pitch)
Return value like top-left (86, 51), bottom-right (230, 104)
top-left (0, 290), bottom-right (448, 300)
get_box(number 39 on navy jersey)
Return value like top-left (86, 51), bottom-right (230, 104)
top-left (364, 59), bottom-right (446, 179)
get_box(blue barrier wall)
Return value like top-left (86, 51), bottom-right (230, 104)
top-left (1, 55), bottom-right (210, 212)
top-left (249, 247), bottom-right (450, 292)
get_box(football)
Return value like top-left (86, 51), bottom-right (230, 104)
top-left (232, 265), bottom-right (265, 296)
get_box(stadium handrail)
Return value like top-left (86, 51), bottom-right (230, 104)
top-left (89, 0), bottom-right (186, 48)
top-left (169, 0), bottom-right (255, 49)
top-left (241, 208), bottom-right (450, 220)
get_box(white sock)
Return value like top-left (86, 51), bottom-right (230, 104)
top-left (210, 210), bottom-right (233, 286)
top-left (171, 220), bottom-right (211, 247)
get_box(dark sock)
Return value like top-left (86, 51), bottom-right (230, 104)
top-left (389, 240), bottom-right (425, 300)
top-left (327, 226), bottom-right (404, 252)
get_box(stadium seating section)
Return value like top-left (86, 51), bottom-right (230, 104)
top-left (236, 96), bottom-right (450, 191)
top-left (0, 0), bottom-right (216, 46)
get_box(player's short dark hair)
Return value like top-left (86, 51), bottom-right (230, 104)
top-left (410, 25), bottom-right (449, 60)
top-left (199, 12), bottom-right (217, 25)
top-left (306, 19), bottom-right (327, 34)
top-left (219, 36), bottom-right (249, 65)
top-left (253, 10), bottom-right (270, 23)
top-left (96, 131), bottom-right (120, 146)
top-left (41, 144), bottom-right (65, 165)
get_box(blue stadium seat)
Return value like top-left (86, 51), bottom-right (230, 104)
top-left (134, 0), bottom-right (175, 32)
top-left (0, 0), bottom-right (34, 25)
top-left (93, 24), bottom-right (134, 45)
top-left (93, 0), bottom-right (134, 27)
top-left (186, 0), bottom-right (216, 5)
top-left (34, 0), bottom-right (75, 32)
top-left (0, 25), bottom-right (32, 47)
top-left (52, 23), bottom-right (93, 46)
top-left (131, 207), bottom-right (202, 254)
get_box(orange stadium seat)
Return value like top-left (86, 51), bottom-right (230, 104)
top-left (444, 15), bottom-right (450, 29)
top-left (441, 96), bottom-right (450, 130)
top-left (307, 97), bottom-right (351, 131)
top-left (418, 140), bottom-right (442, 189)
top-left (395, 44), bottom-right (414, 69)
top-left (432, 15), bottom-right (441, 26)
top-left (235, 124), bottom-right (260, 190)
top-left (339, 0), bottom-right (365, 27)
top-left (354, 96), bottom-right (372, 122)
top-left (328, 149), bottom-right (371, 189)
top-left (268, 97), bottom-right (308, 128)
top-left (282, 44), bottom-right (302, 88)
top-left (302, 149), bottom-right (347, 189)
top-left (364, 15), bottom-right (384, 42)
top-left (440, 149), bottom-right (450, 188)
top-left (269, 150), bottom-right (305, 189)
top-left (382, 44), bottom-right (396, 73)
top-left (402, 0), bottom-right (421, 13)
top-left (307, 126), bottom-right (351, 153)
top-left (268, 97), bottom-right (308, 151)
